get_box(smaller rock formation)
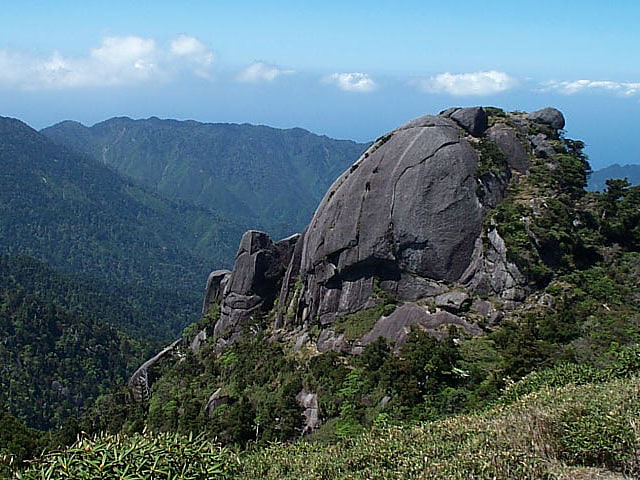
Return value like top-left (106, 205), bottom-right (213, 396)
top-left (212, 231), bottom-right (299, 350)
top-left (486, 124), bottom-right (530, 173)
top-left (206, 388), bottom-right (230, 416)
top-left (296, 389), bottom-right (321, 435)
top-left (439, 106), bottom-right (489, 137)
top-left (527, 107), bottom-right (565, 130)
top-left (202, 270), bottom-right (231, 315)
top-left (129, 339), bottom-right (182, 402)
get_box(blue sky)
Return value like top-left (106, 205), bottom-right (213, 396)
top-left (1, 0), bottom-right (639, 169)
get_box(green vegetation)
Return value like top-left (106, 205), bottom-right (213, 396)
top-left (234, 376), bottom-right (640, 480)
top-left (476, 137), bottom-right (510, 178)
top-left (333, 282), bottom-right (398, 340)
top-left (13, 431), bottom-right (230, 480)
top-left (0, 285), bottom-right (148, 430)
top-left (42, 117), bottom-right (368, 239)
top-left (10, 375), bottom-right (640, 479)
top-left (0, 116), bottom-right (246, 340)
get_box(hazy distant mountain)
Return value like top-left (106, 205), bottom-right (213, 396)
top-left (41, 117), bottom-right (369, 239)
top-left (0, 116), bottom-right (245, 338)
top-left (588, 163), bottom-right (640, 191)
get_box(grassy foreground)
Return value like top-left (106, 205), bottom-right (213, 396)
top-left (8, 375), bottom-right (639, 479)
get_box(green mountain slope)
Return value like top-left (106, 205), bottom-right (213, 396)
top-left (0, 285), bottom-right (148, 430)
top-left (0, 116), bottom-right (245, 339)
top-left (41, 117), bottom-right (368, 238)
top-left (0, 255), bottom-right (185, 340)
top-left (588, 163), bottom-right (640, 191)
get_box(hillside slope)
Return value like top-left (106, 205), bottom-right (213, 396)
top-left (41, 117), bottom-right (368, 239)
top-left (0, 116), bottom-right (245, 339)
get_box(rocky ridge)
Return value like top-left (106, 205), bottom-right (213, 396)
top-left (199, 106), bottom-right (568, 355)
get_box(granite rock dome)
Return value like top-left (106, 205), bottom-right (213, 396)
top-left (202, 106), bottom-right (566, 352)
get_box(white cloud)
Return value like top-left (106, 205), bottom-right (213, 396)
top-left (237, 62), bottom-right (293, 83)
top-left (170, 35), bottom-right (214, 78)
top-left (0, 35), bottom-right (215, 90)
top-left (413, 70), bottom-right (517, 96)
top-left (325, 72), bottom-right (377, 93)
top-left (541, 79), bottom-right (640, 96)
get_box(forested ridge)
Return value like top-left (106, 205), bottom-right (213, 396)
top-left (42, 117), bottom-right (368, 239)
top-left (0, 116), bottom-right (246, 340)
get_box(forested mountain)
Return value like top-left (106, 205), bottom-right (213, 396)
top-left (588, 162), bottom-right (640, 191)
top-left (0, 116), bottom-right (246, 339)
top-left (41, 117), bottom-right (368, 239)
top-left (0, 256), bottom-right (185, 340)
top-left (0, 279), bottom-right (148, 431)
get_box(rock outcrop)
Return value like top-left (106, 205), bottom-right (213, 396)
top-left (133, 106), bottom-right (571, 401)
top-left (129, 339), bottom-right (182, 402)
top-left (129, 106), bottom-right (580, 444)
top-left (199, 106), bottom-right (568, 354)
top-left (210, 231), bottom-right (299, 350)
top-left (528, 107), bottom-right (565, 130)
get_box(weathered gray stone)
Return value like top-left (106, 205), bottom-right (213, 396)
top-left (435, 291), bottom-right (470, 312)
top-left (190, 329), bottom-right (207, 353)
top-left (528, 107), bottom-right (565, 130)
top-left (299, 115), bottom-right (484, 323)
top-left (129, 339), bottom-right (182, 402)
top-left (296, 389), bottom-right (321, 435)
top-left (357, 303), bottom-right (481, 351)
top-left (211, 230), bottom-right (299, 348)
top-left (471, 299), bottom-right (492, 316)
top-left (450, 107), bottom-right (489, 137)
top-left (530, 133), bottom-right (556, 158)
top-left (206, 388), bottom-right (230, 416)
top-left (316, 329), bottom-right (347, 352)
top-left (460, 229), bottom-right (528, 302)
top-left (381, 273), bottom-right (446, 301)
top-left (202, 270), bottom-right (231, 315)
top-left (486, 124), bottom-right (530, 173)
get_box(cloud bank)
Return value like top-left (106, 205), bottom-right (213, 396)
top-left (541, 79), bottom-right (640, 96)
top-left (0, 35), bottom-right (214, 89)
top-left (237, 62), bottom-right (293, 83)
top-left (414, 70), bottom-right (517, 96)
top-left (325, 72), bottom-right (377, 92)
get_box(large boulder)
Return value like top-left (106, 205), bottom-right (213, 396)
top-left (528, 107), bottom-right (565, 130)
top-left (201, 107), bottom-right (566, 352)
top-left (291, 113), bottom-right (493, 325)
top-left (440, 106), bottom-right (489, 137)
top-left (486, 124), bottom-right (530, 173)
